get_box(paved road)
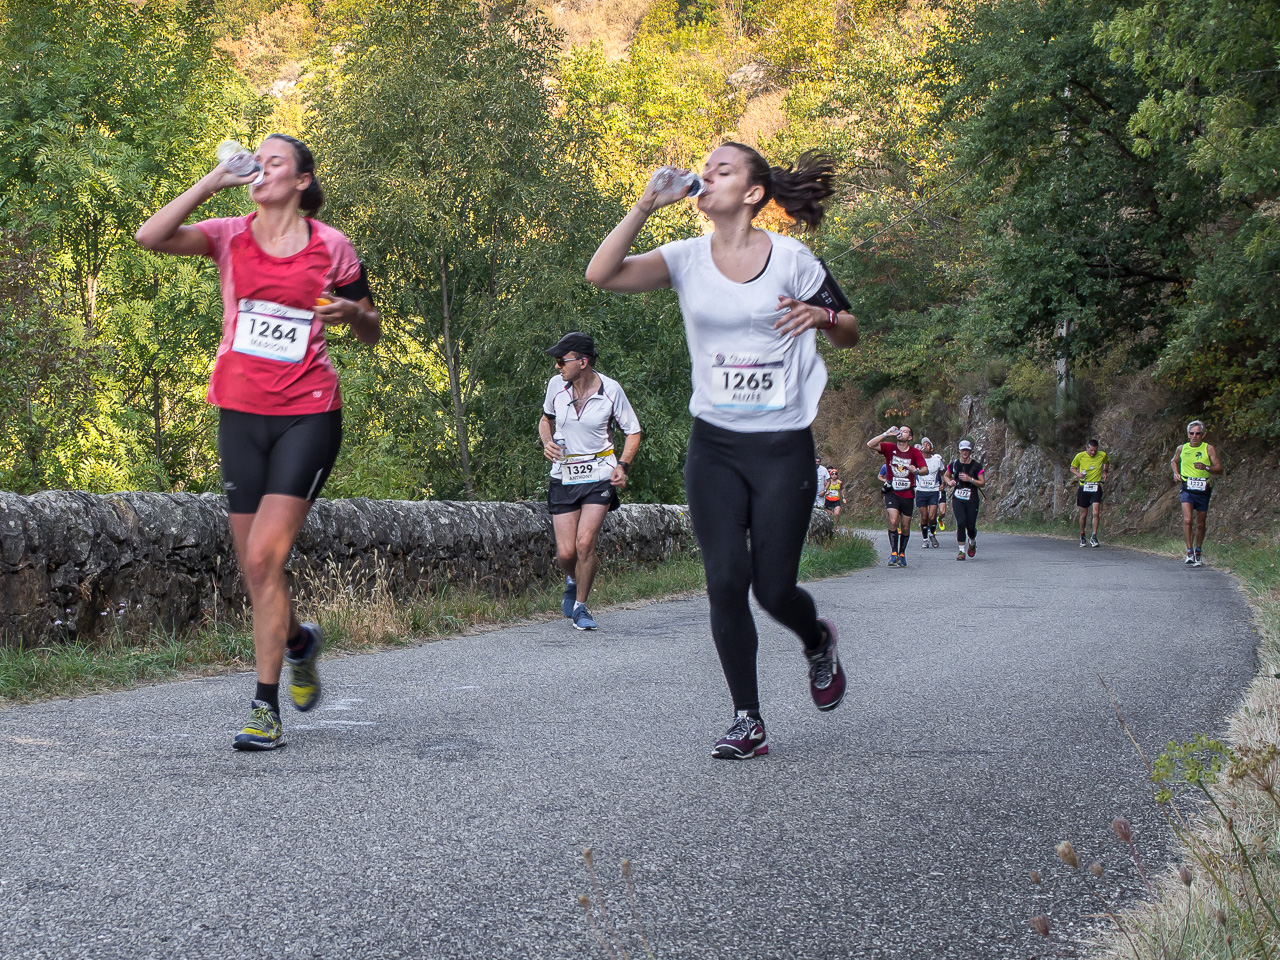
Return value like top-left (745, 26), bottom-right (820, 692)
top-left (0, 533), bottom-right (1259, 960)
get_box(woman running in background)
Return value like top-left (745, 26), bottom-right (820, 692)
top-left (136, 135), bottom-right (380, 751)
top-left (586, 143), bottom-right (860, 759)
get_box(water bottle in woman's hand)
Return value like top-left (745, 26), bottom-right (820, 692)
top-left (216, 140), bottom-right (264, 185)
top-left (651, 166), bottom-right (704, 199)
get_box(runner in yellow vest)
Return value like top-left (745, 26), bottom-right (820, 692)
top-left (822, 468), bottom-right (846, 522)
top-left (1168, 420), bottom-right (1222, 566)
top-left (1069, 438), bottom-right (1109, 547)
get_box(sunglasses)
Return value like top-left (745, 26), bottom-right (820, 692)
top-left (555, 355), bottom-right (587, 366)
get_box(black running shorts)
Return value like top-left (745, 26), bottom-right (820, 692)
top-left (884, 490), bottom-right (915, 516)
top-left (1076, 486), bottom-right (1104, 508)
top-left (218, 408), bottom-right (343, 514)
top-left (823, 498), bottom-right (840, 512)
top-left (547, 477), bottom-right (618, 515)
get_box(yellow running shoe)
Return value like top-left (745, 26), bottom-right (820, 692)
top-left (232, 700), bottom-right (284, 751)
top-left (284, 622), bottom-right (323, 712)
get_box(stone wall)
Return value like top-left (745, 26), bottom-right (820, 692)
top-left (0, 492), bottom-right (834, 646)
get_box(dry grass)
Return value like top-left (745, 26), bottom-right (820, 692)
top-left (542, 0), bottom-right (654, 58)
top-left (735, 89), bottom-right (790, 147)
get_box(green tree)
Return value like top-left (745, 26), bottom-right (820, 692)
top-left (1102, 0), bottom-right (1280, 439)
top-left (310, 0), bottom-right (599, 499)
top-left (926, 0), bottom-right (1214, 370)
top-left (0, 0), bottom-right (257, 490)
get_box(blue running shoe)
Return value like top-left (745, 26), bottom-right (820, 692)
top-left (562, 577), bottom-right (577, 618)
top-left (232, 700), bottom-right (284, 751)
top-left (572, 605), bottom-right (597, 631)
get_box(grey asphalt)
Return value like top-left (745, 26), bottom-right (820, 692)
top-left (0, 532), bottom-right (1260, 960)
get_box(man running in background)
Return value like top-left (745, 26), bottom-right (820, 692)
top-left (1070, 438), bottom-right (1109, 547)
top-left (815, 455), bottom-right (830, 509)
top-left (1170, 420), bottom-right (1223, 567)
top-left (539, 332), bottom-right (642, 629)
top-left (867, 425), bottom-right (926, 566)
top-left (914, 437), bottom-right (944, 548)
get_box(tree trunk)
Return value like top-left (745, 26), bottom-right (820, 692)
top-left (440, 259), bottom-right (475, 498)
top-left (1054, 315), bottom-right (1071, 516)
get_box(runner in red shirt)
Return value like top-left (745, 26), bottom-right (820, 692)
top-left (136, 135), bottom-right (380, 751)
top-left (866, 425), bottom-right (926, 566)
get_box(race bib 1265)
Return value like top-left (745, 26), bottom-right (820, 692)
top-left (233, 299), bottom-right (313, 363)
top-left (709, 350), bottom-right (786, 411)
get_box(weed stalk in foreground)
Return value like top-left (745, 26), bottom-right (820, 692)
top-left (578, 848), bottom-right (655, 960)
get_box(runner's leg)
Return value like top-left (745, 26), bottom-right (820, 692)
top-left (744, 431), bottom-right (823, 653)
top-left (686, 422), bottom-right (759, 713)
top-left (1181, 500), bottom-right (1195, 551)
top-left (229, 495), bottom-right (313, 687)
top-left (571, 502), bottom-right (611, 601)
top-left (552, 510), bottom-right (581, 580)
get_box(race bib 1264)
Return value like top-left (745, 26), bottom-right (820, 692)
top-left (233, 299), bottom-right (313, 363)
top-left (709, 350), bottom-right (786, 411)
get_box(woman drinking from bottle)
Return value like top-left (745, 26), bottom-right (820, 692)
top-left (586, 143), bottom-right (860, 759)
top-left (135, 134), bottom-right (380, 751)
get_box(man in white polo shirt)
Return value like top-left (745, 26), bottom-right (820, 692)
top-left (538, 332), bottom-right (642, 630)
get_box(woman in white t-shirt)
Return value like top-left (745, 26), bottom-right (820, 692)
top-left (586, 142), bottom-right (860, 760)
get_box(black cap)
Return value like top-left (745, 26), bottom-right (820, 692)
top-left (545, 331), bottom-right (597, 360)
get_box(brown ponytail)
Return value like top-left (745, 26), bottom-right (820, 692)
top-left (722, 141), bottom-right (837, 230)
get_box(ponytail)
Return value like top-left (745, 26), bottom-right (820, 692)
top-left (264, 133), bottom-right (325, 217)
top-left (722, 141), bottom-right (837, 230)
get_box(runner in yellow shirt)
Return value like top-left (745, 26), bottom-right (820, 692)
top-left (1169, 420), bottom-right (1223, 566)
top-left (1069, 439), bottom-right (1109, 548)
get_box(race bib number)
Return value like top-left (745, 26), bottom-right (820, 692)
top-left (954, 488), bottom-right (972, 501)
top-left (233, 299), bottom-right (312, 363)
top-left (709, 350), bottom-right (786, 411)
top-left (1081, 482), bottom-right (1098, 493)
top-left (562, 454), bottom-right (612, 485)
top-left (916, 477), bottom-right (938, 492)
top-left (1186, 477), bottom-right (1208, 492)
top-left (892, 476), bottom-right (912, 491)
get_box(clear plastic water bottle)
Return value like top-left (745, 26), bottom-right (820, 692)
top-left (216, 140), bottom-right (264, 185)
top-left (652, 166), bottom-right (704, 198)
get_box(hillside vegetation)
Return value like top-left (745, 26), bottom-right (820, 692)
top-left (1, 0), bottom-right (1276, 508)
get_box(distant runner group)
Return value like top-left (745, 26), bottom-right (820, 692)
top-left (132, 134), bottom-right (1227, 759)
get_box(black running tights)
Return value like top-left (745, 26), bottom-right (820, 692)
top-left (952, 495), bottom-right (979, 543)
top-left (684, 418), bottom-right (825, 713)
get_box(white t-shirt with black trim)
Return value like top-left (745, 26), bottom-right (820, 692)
top-left (658, 231), bottom-right (827, 433)
top-left (543, 372), bottom-right (641, 481)
top-left (915, 453), bottom-right (945, 492)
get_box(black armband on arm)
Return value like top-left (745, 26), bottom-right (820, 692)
top-left (335, 262), bottom-right (374, 306)
top-left (802, 259), bottom-right (851, 313)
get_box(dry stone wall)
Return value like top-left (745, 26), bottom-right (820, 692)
top-left (0, 493), bottom-right (693, 646)
top-left (0, 492), bottom-right (835, 646)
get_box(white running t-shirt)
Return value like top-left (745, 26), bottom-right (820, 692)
top-left (543, 372), bottom-right (641, 481)
top-left (915, 453), bottom-right (945, 492)
top-left (658, 231), bottom-right (827, 433)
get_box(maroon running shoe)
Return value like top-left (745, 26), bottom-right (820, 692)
top-left (711, 712), bottom-right (768, 759)
top-left (807, 618), bottom-right (846, 712)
